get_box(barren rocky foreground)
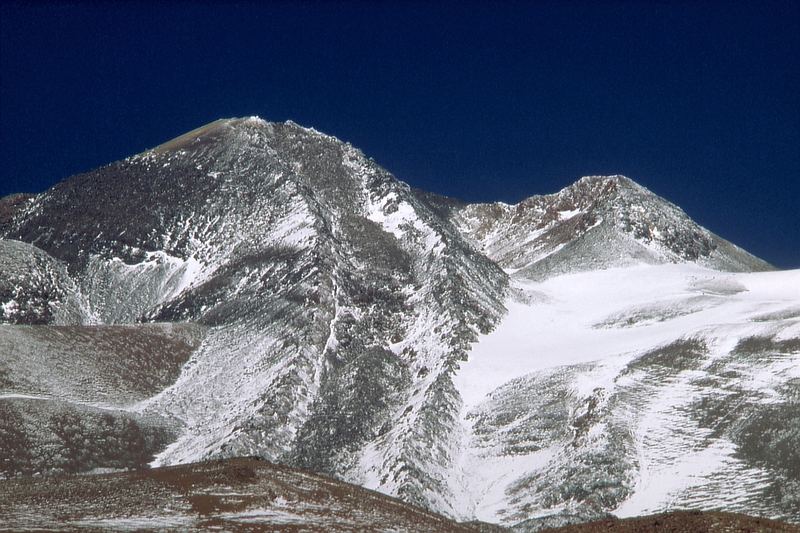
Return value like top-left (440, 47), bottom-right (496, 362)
top-left (0, 458), bottom-right (796, 532)
top-left (548, 511), bottom-right (799, 533)
top-left (0, 458), bottom-right (479, 532)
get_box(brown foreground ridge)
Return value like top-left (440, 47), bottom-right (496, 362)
top-left (1, 456), bottom-right (798, 532)
top-left (0, 457), bottom-right (485, 532)
top-left (543, 510), bottom-right (800, 533)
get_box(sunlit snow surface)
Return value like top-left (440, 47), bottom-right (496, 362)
top-left (453, 264), bottom-right (800, 525)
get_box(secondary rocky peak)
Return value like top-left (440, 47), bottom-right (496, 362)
top-left (452, 174), bottom-right (771, 277)
top-left (541, 175), bottom-right (652, 212)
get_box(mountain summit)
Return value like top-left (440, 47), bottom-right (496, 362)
top-left (1, 118), bottom-right (797, 530)
top-left (2, 117), bottom-right (508, 513)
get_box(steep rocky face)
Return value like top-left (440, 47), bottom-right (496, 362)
top-left (448, 175), bottom-right (771, 279)
top-left (0, 194), bottom-right (34, 236)
top-left (1, 117), bottom-right (508, 512)
top-left (0, 239), bottom-right (90, 325)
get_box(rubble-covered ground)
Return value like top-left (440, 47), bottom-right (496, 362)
top-left (0, 458), bottom-right (796, 532)
top-left (546, 510), bottom-right (800, 532)
top-left (0, 457), bottom-right (485, 532)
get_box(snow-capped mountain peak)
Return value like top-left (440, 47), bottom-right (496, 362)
top-left (1, 117), bottom-right (508, 514)
top-left (1, 118), bottom-right (796, 531)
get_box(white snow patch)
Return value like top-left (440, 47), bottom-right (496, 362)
top-left (455, 265), bottom-right (800, 410)
top-left (1, 300), bottom-right (18, 317)
top-left (466, 447), bottom-right (555, 522)
top-left (365, 192), bottom-right (444, 255)
top-left (71, 516), bottom-right (195, 530)
top-left (558, 209), bottom-right (582, 220)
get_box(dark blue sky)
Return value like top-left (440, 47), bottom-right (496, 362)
top-left (1, 1), bottom-right (798, 267)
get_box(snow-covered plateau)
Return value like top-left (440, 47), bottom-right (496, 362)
top-left (0, 117), bottom-right (797, 531)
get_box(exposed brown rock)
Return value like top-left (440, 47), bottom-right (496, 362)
top-left (543, 510), bottom-right (800, 532)
top-left (0, 457), bottom-right (485, 532)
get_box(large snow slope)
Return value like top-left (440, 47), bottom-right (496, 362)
top-left (453, 264), bottom-right (800, 528)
